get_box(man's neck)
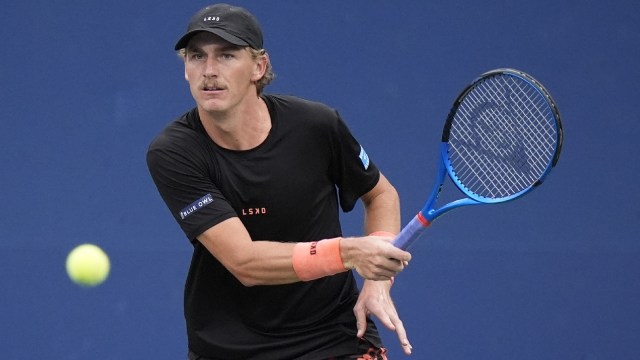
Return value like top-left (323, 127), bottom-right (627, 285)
top-left (199, 96), bottom-right (271, 151)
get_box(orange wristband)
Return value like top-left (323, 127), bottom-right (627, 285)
top-left (292, 238), bottom-right (347, 281)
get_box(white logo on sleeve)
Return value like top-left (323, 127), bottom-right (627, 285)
top-left (359, 145), bottom-right (370, 170)
top-left (180, 193), bottom-right (214, 219)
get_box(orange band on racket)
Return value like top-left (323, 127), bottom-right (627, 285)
top-left (417, 212), bottom-right (430, 226)
top-left (292, 238), bottom-right (347, 281)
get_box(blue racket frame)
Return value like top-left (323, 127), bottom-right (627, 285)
top-left (393, 68), bottom-right (563, 250)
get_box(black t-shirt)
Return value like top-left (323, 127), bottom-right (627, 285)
top-left (147, 94), bottom-right (382, 359)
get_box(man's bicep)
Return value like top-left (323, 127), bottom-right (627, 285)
top-left (361, 173), bottom-right (401, 234)
top-left (361, 173), bottom-right (398, 206)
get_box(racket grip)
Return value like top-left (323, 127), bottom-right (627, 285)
top-left (392, 213), bottom-right (430, 250)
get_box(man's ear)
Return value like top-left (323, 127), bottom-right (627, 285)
top-left (181, 52), bottom-right (189, 82)
top-left (177, 50), bottom-right (189, 81)
top-left (251, 53), bottom-right (268, 82)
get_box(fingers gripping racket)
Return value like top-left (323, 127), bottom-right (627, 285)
top-left (393, 68), bottom-right (563, 250)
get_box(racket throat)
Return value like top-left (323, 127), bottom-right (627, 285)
top-left (417, 212), bottom-right (431, 227)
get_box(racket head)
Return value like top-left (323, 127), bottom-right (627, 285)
top-left (441, 68), bottom-right (563, 204)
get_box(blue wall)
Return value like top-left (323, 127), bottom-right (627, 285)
top-left (1, 1), bottom-right (639, 359)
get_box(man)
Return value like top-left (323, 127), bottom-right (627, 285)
top-left (147, 3), bottom-right (413, 359)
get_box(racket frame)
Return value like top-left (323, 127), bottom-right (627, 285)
top-left (393, 68), bottom-right (563, 250)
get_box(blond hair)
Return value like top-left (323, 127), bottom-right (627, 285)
top-left (249, 48), bottom-right (275, 94)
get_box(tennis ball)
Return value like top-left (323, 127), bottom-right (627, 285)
top-left (65, 244), bottom-right (110, 287)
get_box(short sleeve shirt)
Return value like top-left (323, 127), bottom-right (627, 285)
top-left (146, 94), bottom-right (382, 359)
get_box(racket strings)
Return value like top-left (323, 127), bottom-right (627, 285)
top-left (448, 74), bottom-right (558, 200)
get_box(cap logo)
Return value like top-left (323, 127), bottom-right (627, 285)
top-left (175, 4), bottom-right (263, 51)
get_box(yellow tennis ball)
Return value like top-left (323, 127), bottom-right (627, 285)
top-left (65, 244), bottom-right (110, 287)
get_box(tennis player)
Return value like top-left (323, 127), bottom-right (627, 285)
top-left (146, 3), bottom-right (413, 359)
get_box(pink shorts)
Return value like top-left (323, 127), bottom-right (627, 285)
top-left (327, 338), bottom-right (388, 360)
top-left (327, 346), bottom-right (388, 360)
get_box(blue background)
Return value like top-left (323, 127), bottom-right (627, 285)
top-left (1, 1), bottom-right (639, 359)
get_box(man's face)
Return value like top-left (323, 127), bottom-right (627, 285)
top-left (184, 32), bottom-right (261, 116)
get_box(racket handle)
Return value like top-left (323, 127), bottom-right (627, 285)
top-left (392, 213), bottom-right (430, 250)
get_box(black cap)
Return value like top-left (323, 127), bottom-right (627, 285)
top-left (174, 4), bottom-right (263, 51)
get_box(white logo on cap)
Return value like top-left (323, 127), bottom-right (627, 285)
top-left (204, 16), bottom-right (220, 22)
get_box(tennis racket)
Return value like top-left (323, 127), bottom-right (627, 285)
top-left (393, 68), bottom-right (563, 250)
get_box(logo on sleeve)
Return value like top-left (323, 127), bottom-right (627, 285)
top-left (180, 194), bottom-right (214, 219)
top-left (359, 145), bottom-right (370, 170)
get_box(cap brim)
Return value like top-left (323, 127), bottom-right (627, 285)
top-left (174, 28), bottom-right (249, 50)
